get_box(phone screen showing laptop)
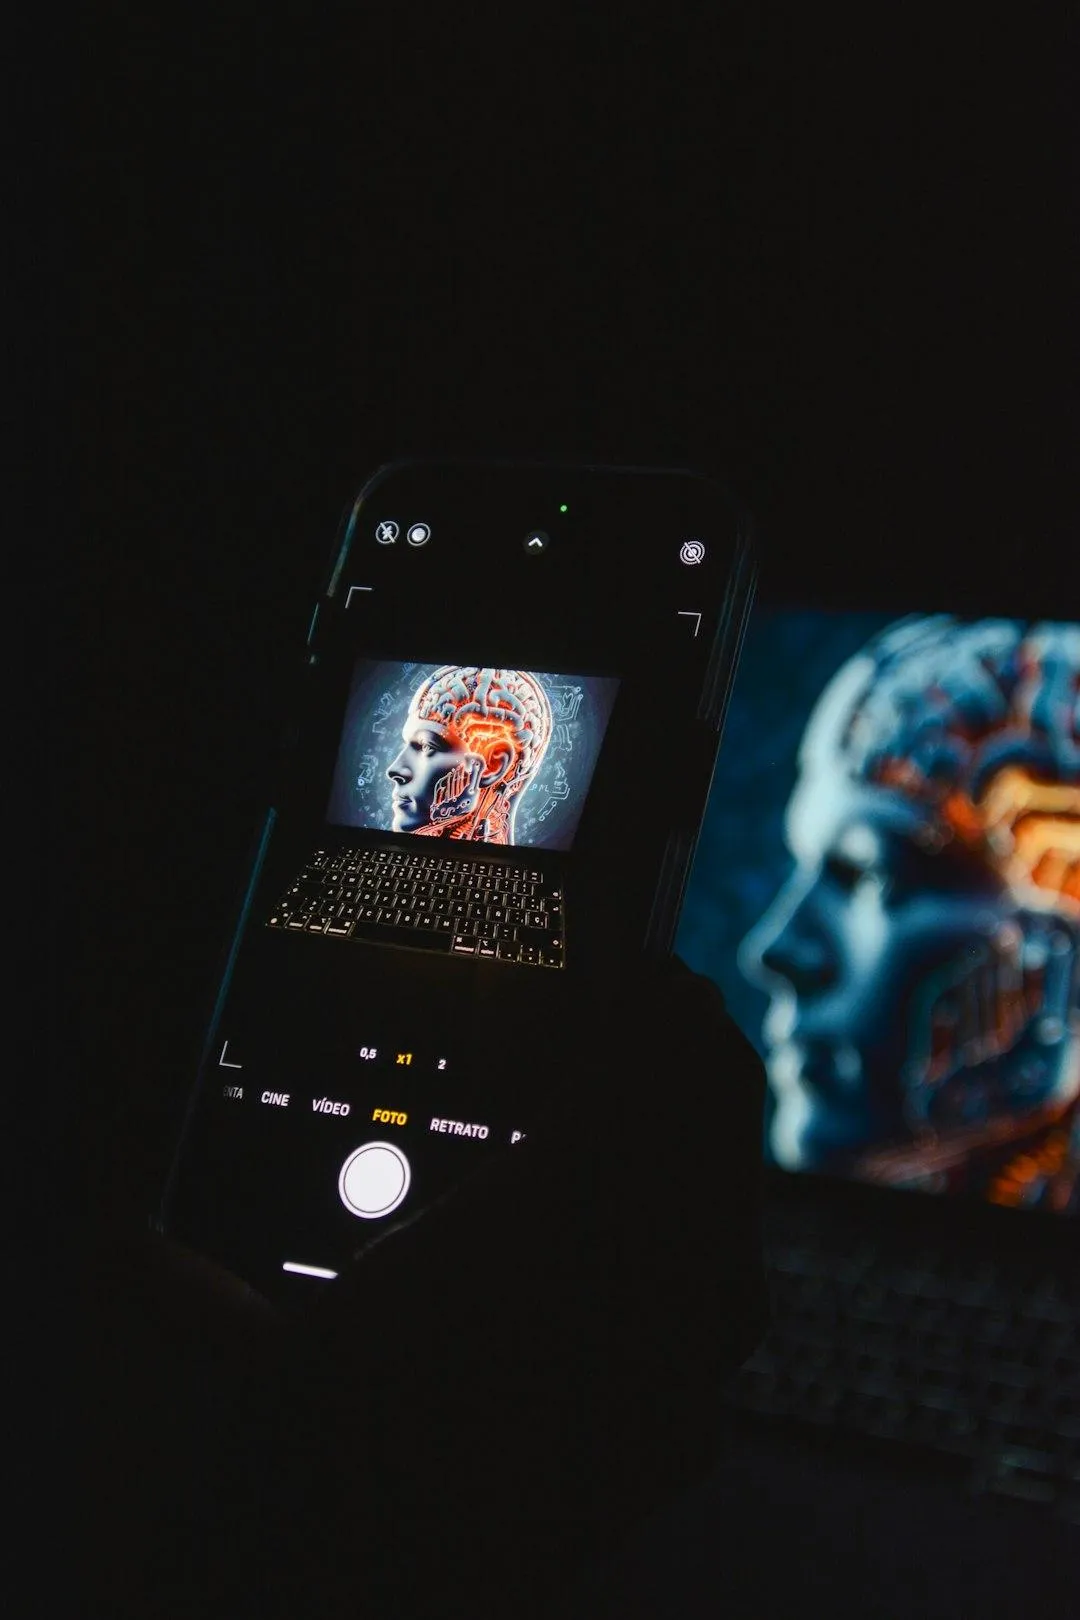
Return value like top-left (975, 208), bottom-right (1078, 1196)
top-left (677, 608), bottom-right (1080, 1216)
top-left (325, 659), bottom-right (621, 851)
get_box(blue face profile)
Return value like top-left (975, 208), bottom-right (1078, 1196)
top-left (690, 613), bottom-right (1080, 1211)
top-left (382, 667), bottom-right (553, 844)
top-left (386, 723), bottom-right (480, 833)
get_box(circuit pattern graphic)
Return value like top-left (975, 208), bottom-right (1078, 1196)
top-left (405, 667), bottom-right (553, 842)
top-left (839, 618), bottom-right (1079, 904)
top-left (833, 617), bottom-right (1079, 1205)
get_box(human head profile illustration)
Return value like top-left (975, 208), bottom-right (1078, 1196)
top-left (386, 667), bottom-right (554, 843)
top-left (737, 615), bottom-right (1080, 1209)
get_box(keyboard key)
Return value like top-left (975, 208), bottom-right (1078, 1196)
top-left (451, 934), bottom-right (477, 955)
top-left (347, 921), bottom-right (449, 953)
top-left (539, 948), bottom-right (563, 966)
top-left (477, 936), bottom-right (497, 957)
top-left (517, 926), bottom-right (562, 951)
top-left (496, 940), bottom-right (521, 962)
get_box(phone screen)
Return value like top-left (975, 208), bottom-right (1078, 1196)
top-left (160, 461), bottom-right (754, 1306)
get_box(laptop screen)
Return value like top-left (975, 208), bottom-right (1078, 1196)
top-left (325, 658), bottom-right (621, 852)
top-left (677, 608), bottom-right (1080, 1217)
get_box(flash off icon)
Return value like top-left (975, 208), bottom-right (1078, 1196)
top-left (680, 539), bottom-right (705, 565)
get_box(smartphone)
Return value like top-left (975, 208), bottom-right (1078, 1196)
top-left (158, 458), bottom-right (756, 1310)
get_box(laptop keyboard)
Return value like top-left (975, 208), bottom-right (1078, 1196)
top-left (266, 846), bottom-right (566, 968)
top-left (724, 1198), bottom-right (1080, 1520)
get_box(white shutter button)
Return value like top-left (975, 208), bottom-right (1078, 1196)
top-left (338, 1142), bottom-right (411, 1219)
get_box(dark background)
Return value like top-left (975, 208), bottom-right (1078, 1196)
top-left (71, 12), bottom-right (1073, 1613)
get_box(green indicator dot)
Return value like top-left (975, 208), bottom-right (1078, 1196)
top-left (559, 503), bottom-right (568, 513)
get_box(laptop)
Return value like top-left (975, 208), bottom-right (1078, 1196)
top-left (676, 597), bottom-right (1079, 1522)
top-left (261, 657), bottom-right (621, 971)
